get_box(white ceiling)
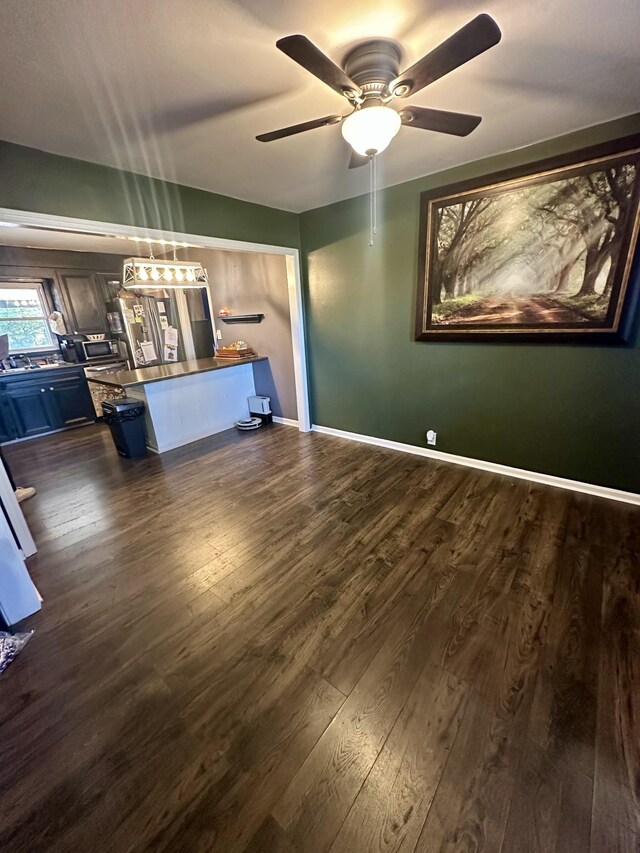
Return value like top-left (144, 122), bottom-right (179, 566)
top-left (0, 0), bottom-right (638, 213)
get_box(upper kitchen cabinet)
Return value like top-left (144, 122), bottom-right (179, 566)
top-left (54, 272), bottom-right (106, 334)
top-left (0, 247), bottom-right (126, 338)
top-left (94, 273), bottom-right (122, 304)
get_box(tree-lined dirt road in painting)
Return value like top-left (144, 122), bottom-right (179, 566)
top-left (429, 160), bottom-right (638, 328)
top-left (441, 294), bottom-right (594, 325)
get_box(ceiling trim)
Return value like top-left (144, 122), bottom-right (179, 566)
top-left (0, 208), bottom-right (299, 256)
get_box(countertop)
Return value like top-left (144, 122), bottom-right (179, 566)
top-left (0, 362), bottom-right (84, 379)
top-left (86, 355), bottom-right (266, 388)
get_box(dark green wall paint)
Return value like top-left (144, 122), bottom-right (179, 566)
top-left (300, 114), bottom-right (640, 493)
top-left (2, 120), bottom-right (640, 492)
top-left (0, 140), bottom-right (300, 248)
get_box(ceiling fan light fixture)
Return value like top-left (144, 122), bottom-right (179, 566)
top-left (341, 105), bottom-right (401, 156)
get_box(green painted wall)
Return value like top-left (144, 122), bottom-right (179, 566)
top-left (300, 114), bottom-right (640, 493)
top-left (0, 140), bottom-right (300, 248)
top-left (2, 121), bottom-right (640, 492)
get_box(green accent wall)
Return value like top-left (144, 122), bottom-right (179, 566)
top-left (2, 119), bottom-right (640, 492)
top-left (300, 114), bottom-right (640, 494)
top-left (0, 140), bottom-right (300, 248)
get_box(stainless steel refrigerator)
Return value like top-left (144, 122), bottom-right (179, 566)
top-left (106, 295), bottom-right (185, 368)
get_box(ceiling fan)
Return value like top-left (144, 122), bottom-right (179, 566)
top-left (256, 14), bottom-right (501, 167)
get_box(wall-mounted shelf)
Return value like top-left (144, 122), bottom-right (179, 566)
top-left (219, 313), bottom-right (265, 324)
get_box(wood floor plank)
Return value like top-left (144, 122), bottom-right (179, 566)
top-left (113, 668), bottom-right (344, 853)
top-left (0, 423), bottom-right (638, 853)
top-left (315, 519), bottom-right (457, 695)
top-left (412, 686), bottom-right (529, 853)
top-left (329, 665), bottom-right (467, 853)
top-left (500, 739), bottom-right (562, 853)
top-left (590, 819), bottom-right (640, 853)
top-left (242, 816), bottom-right (297, 853)
top-left (413, 582), bottom-right (548, 852)
top-left (528, 541), bottom-right (602, 777)
top-left (271, 563), bottom-right (469, 852)
top-left (554, 761), bottom-right (593, 853)
top-left (500, 738), bottom-right (592, 853)
top-left (593, 542), bottom-right (640, 837)
top-left (0, 663), bottom-right (195, 851)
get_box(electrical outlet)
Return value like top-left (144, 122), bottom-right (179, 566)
top-left (426, 429), bottom-right (437, 446)
top-left (216, 329), bottom-right (222, 340)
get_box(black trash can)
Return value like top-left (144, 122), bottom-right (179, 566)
top-left (102, 398), bottom-right (147, 458)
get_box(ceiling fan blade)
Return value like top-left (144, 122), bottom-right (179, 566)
top-left (276, 35), bottom-right (362, 100)
top-left (348, 150), bottom-right (369, 169)
top-left (389, 14), bottom-right (501, 98)
top-left (399, 106), bottom-right (482, 136)
top-left (256, 114), bottom-right (343, 142)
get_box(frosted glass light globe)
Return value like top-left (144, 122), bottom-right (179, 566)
top-left (341, 106), bottom-right (401, 156)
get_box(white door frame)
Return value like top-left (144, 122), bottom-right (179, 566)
top-left (0, 461), bottom-right (36, 558)
top-left (0, 207), bottom-right (311, 431)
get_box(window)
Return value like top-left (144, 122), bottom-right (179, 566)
top-left (0, 281), bottom-right (55, 352)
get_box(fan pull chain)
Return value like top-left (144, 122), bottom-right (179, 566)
top-left (368, 153), bottom-right (377, 247)
top-left (373, 154), bottom-right (377, 237)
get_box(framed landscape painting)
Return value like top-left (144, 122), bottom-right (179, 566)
top-left (415, 136), bottom-right (640, 341)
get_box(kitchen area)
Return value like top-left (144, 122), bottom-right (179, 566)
top-left (0, 223), bottom-right (300, 625)
top-left (0, 256), bottom-right (124, 443)
top-left (0, 229), bottom-right (298, 455)
top-left (0, 242), bottom-right (221, 444)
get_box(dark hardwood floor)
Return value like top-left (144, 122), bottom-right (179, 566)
top-left (1, 422), bottom-right (639, 852)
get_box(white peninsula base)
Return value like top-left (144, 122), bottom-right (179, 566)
top-left (125, 361), bottom-right (257, 453)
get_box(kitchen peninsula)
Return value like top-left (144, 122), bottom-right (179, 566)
top-left (88, 355), bottom-right (267, 453)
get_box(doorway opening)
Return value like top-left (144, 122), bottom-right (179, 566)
top-left (0, 207), bottom-right (310, 429)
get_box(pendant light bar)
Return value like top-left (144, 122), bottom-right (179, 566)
top-left (122, 257), bottom-right (208, 290)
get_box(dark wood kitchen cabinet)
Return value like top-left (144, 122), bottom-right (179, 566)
top-left (0, 397), bottom-right (15, 442)
top-left (0, 368), bottom-right (95, 442)
top-left (94, 273), bottom-right (122, 304)
top-left (55, 272), bottom-right (107, 334)
top-left (0, 246), bottom-right (124, 336)
top-left (4, 380), bottom-right (59, 438)
top-left (46, 373), bottom-right (95, 428)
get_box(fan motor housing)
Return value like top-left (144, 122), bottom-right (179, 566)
top-left (343, 39), bottom-right (402, 98)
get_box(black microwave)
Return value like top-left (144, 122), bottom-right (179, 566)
top-left (75, 339), bottom-right (120, 362)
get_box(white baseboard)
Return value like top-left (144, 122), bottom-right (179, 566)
top-left (311, 424), bottom-right (640, 507)
top-left (147, 418), bottom-right (299, 449)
